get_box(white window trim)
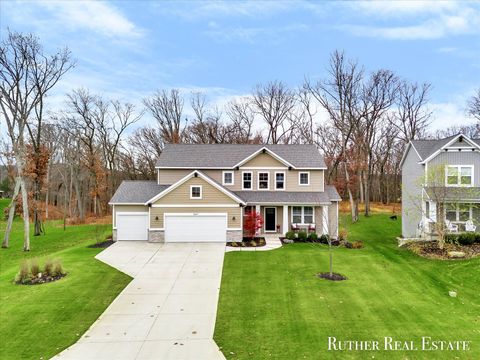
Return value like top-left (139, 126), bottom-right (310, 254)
top-left (445, 165), bottom-right (474, 187)
top-left (222, 171), bottom-right (234, 186)
top-left (445, 203), bottom-right (473, 222)
top-left (291, 206), bottom-right (315, 225)
top-left (242, 171), bottom-right (253, 190)
top-left (190, 185), bottom-right (202, 199)
top-left (257, 171), bottom-right (270, 191)
top-left (299, 171), bottom-right (310, 186)
top-left (275, 171), bottom-right (286, 191)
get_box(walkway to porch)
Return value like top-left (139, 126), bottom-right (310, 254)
top-left (225, 234), bottom-right (282, 252)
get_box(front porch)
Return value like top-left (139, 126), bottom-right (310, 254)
top-left (244, 204), bottom-right (337, 237)
top-left (419, 200), bottom-right (480, 237)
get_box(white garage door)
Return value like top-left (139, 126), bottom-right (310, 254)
top-left (117, 212), bottom-right (149, 241)
top-left (165, 213), bottom-right (227, 243)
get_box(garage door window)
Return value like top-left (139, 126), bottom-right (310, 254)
top-left (190, 185), bottom-right (202, 199)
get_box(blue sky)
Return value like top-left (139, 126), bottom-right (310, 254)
top-left (1, 0), bottom-right (479, 131)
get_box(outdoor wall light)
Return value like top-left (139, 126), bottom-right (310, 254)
top-left (155, 216), bottom-right (159, 220)
top-left (232, 216), bottom-right (236, 221)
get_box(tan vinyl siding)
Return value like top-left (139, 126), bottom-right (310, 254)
top-left (150, 206), bottom-right (241, 228)
top-left (158, 169), bottom-right (324, 192)
top-left (328, 202), bottom-right (338, 237)
top-left (113, 205), bottom-right (148, 227)
top-left (154, 176), bottom-right (238, 205)
top-left (241, 152), bottom-right (286, 167)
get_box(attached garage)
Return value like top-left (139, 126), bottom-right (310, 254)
top-left (116, 212), bottom-right (149, 241)
top-left (164, 213), bottom-right (227, 243)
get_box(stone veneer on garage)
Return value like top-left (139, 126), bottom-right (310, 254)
top-left (146, 230), bottom-right (242, 243)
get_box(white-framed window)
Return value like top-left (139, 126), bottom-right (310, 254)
top-left (275, 171), bottom-right (285, 190)
top-left (242, 171), bottom-right (252, 190)
top-left (445, 203), bottom-right (472, 222)
top-left (446, 165), bottom-right (473, 186)
top-left (222, 171), bottom-right (234, 186)
top-left (299, 172), bottom-right (310, 186)
top-left (258, 172), bottom-right (269, 190)
top-left (190, 185), bottom-right (202, 199)
top-left (291, 206), bottom-right (315, 224)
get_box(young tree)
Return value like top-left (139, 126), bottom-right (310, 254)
top-left (1, 30), bottom-right (72, 249)
top-left (243, 211), bottom-right (264, 241)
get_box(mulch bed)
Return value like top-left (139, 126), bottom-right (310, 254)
top-left (227, 237), bottom-right (266, 247)
top-left (17, 273), bottom-right (66, 285)
top-left (405, 241), bottom-right (480, 260)
top-left (317, 272), bottom-right (347, 281)
top-left (88, 239), bottom-right (115, 248)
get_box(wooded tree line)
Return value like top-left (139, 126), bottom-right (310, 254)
top-left (1, 31), bottom-right (480, 250)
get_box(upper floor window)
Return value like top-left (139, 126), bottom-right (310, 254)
top-left (242, 172), bottom-right (252, 190)
top-left (258, 172), bottom-right (269, 190)
top-left (446, 166), bottom-right (473, 186)
top-left (223, 171), bottom-right (234, 185)
top-left (190, 185), bottom-right (202, 199)
top-left (275, 172), bottom-right (285, 190)
top-left (299, 172), bottom-right (310, 186)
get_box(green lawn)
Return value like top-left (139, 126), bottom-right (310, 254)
top-left (0, 199), bottom-right (131, 360)
top-left (214, 214), bottom-right (480, 359)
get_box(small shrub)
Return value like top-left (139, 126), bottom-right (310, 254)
top-left (44, 258), bottom-right (54, 276)
top-left (342, 241), bottom-right (353, 248)
top-left (52, 259), bottom-right (65, 277)
top-left (30, 259), bottom-right (40, 278)
top-left (249, 240), bottom-right (257, 247)
top-left (457, 232), bottom-right (476, 245)
top-left (444, 233), bottom-right (459, 244)
top-left (352, 241), bottom-right (364, 249)
top-left (331, 239), bottom-right (340, 246)
top-left (338, 229), bottom-right (348, 242)
top-left (308, 232), bottom-right (318, 242)
top-left (297, 231), bottom-right (308, 242)
top-left (285, 231), bottom-right (296, 240)
top-left (15, 260), bottom-right (31, 284)
top-left (319, 234), bottom-right (330, 244)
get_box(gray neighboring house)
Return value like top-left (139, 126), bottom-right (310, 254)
top-left (401, 133), bottom-right (480, 238)
top-left (109, 144), bottom-right (341, 243)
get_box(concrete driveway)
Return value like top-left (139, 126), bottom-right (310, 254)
top-left (55, 242), bottom-right (226, 360)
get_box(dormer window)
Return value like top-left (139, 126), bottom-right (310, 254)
top-left (446, 166), bottom-right (473, 186)
top-left (223, 171), bottom-right (234, 186)
top-left (190, 185), bottom-right (202, 199)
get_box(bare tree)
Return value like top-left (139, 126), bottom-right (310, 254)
top-left (143, 89), bottom-right (184, 143)
top-left (304, 50), bottom-right (364, 222)
top-left (467, 88), bottom-right (480, 122)
top-left (251, 80), bottom-right (296, 144)
top-left (1, 30), bottom-right (72, 249)
top-left (359, 69), bottom-right (398, 216)
top-left (126, 126), bottom-right (164, 177)
top-left (226, 97), bottom-right (261, 143)
top-left (391, 81), bottom-right (432, 142)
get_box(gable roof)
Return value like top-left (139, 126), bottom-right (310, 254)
top-left (156, 144), bottom-right (327, 169)
top-left (109, 181), bottom-right (169, 205)
top-left (405, 134), bottom-right (480, 165)
top-left (145, 170), bottom-right (246, 205)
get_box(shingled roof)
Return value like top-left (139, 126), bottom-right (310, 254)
top-left (109, 181), bottom-right (169, 204)
top-left (156, 144), bottom-right (327, 169)
top-left (410, 135), bottom-right (480, 161)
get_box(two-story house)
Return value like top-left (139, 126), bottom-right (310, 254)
top-left (401, 133), bottom-right (480, 238)
top-left (109, 144), bottom-right (341, 242)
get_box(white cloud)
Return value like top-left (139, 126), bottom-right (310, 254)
top-left (429, 101), bottom-right (475, 131)
top-left (4, 0), bottom-right (143, 38)
top-left (342, 2), bottom-right (480, 40)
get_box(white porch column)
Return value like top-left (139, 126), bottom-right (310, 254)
top-left (255, 204), bottom-right (261, 235)
top-left (322, 205), bottom-right (329, 235)
top-left (282, 205), bottom-right (288, 234)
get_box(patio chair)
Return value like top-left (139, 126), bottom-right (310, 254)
top-left (465, 220), bottom-right (476, 232)
top-left (291, 223), bottom-right (300, 232)
top-left (308, 224), bottom-right (316, 233)
top-left (445, 220), bottom-right (459, 233)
